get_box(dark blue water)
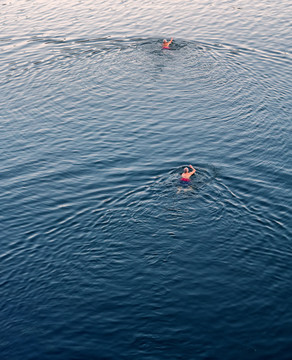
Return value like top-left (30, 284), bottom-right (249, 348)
top-left (1, 1), bottom-right (292, 359)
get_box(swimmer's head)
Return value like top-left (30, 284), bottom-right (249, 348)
top-left (184, 167), bottom-right (189, 173)
top-left (163, 39), bottom-right (167, 43)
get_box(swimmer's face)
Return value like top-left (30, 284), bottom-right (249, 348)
top-left (163, 39), bottom-right (167, 44)
top-left (184, 167), bottom-right (188, 173)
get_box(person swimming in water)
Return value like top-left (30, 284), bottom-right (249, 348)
top-left (180, 165), bottom-right (196, 183)
top-left (162, 37), bottom-right (173, 49)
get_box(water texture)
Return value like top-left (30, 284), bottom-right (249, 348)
top-left (1, 1), bottom-right (292, 359)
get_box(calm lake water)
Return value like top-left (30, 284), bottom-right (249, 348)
top-left (1, 0), bottom-right (291, 359)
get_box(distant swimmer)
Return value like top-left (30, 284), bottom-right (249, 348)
top-left (162, 37), bottom-right (173, 49)
top-left (180, 165), bottom-right (196, 183)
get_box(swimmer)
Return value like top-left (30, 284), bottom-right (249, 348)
top-left (177, 165), bottom-right (196, 194)
top-left (180, 165), bottom-right (196, 183)
top-left (162, 37), bottom-right (173, 49)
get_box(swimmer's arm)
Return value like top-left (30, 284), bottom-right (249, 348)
top-left (189, 165), bottom-right (196, 175)
top-left (168, 37), bottom-right (173, 46)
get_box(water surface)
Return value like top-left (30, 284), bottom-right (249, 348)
top-left (1, 1), bottom-right (292, 359)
